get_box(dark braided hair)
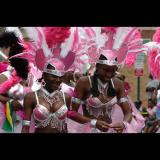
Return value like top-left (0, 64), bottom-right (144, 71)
top-left (91, 54), bottom-right (117, 97)
top-left (0, 31), bottom-right (29, 80)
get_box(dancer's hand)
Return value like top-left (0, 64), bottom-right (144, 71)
top-left (96, 120), bottom-right (111, 132)
top-left (109, 122), bottom-right (125, 133)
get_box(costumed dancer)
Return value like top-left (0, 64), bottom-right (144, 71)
top-left (70, 27), bottom-right (145, 133)
top-left (43, 27), bottom-right (98, 132)
top-left (0, 31), bottom-right (30, 133)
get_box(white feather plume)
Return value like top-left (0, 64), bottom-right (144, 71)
top-left (113, 27), bottom-right (133, 50)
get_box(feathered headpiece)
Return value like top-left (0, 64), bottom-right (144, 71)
top-left (72, 27), bottom-right (144, 68)
top-left (43, 27), bottom-right (96, 74)
top-left (144, 27), bottom-right (160, 79)
top-left (8, 27), bottom-right (92, 76)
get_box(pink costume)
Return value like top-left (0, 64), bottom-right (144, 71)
top-left (42, 27), bottom-right (97, 132)
top-left (13, 27), bottom-right (77, 132)
top-left (75, 76), bottom-right (144, 133)
top-left (69, 27), bottom-right (145, 133)
top-left (29, 58), bottom-right (70, 133)
top-left (32, 88), bottom-right (68, 132)
top-left (24, 58), bottom-right (70, 133)
top-left (58, 27), bottom-right (145, 133)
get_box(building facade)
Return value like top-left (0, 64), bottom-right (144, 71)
top-left (139, 27), bottom-right (156, 40)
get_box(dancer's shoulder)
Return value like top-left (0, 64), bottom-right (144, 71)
top-left (75, 76), bottom-right (91, 92)
top-left (112, 77), bottom-right (124, 90)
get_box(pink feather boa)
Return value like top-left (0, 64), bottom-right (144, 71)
top-left (0, 70), bottom-right (21, 94)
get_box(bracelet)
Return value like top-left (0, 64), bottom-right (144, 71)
top-left (71, 97), bottom-right (85, 105)
top-left (90, 119), bottom-right (97, 128)
top-left (119, 97), bottom-right (128, 103)
top-left (22, 120), bottom-right (31, 126)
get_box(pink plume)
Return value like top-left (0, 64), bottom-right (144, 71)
top-left (87, 45), bottom-right (99, 63)
top-left (35, 27), bottom-right (43, 48)
top-left (84, 27), bottom-right (96, 38)
top-left (35, 49), bottom-right (47, 71)
top-left (125, 53), bottom-right (137, 67)
top-left (19, 39), bottom-right (37, 52)
top-left (105, 32), bottom-right (115, 50)
top-left (71, 27), bottom-right (79, 51)
top-left (101, 27), bottom-right (117, 49)
top-left (60, 51), bottom-right (75, 70)
top-left (125, 29), bottom-right (144, 67)
top-left (0, 70), bottom-right (21, 94)
top-left (147, 48), bottom-right (160, 79)
top-left (117, 44), bottom-right (128, 63)
top-left (30, 64), bottom-right (42, 80)
top-left (101, 27), bottom-right (117, 33)
top-left (52, 45), bottom-right (61, 57)
top-left (44, 27), bottom-right (71, 49)
top-left (117, 27), bottom-right (138, 64)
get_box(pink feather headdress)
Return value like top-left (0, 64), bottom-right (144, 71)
top-left (9, 27), bottom-right (86, 76)
top-left (84, 27), bottom-right (145, 68)
top-left (43, 27), bottom-right (96, 74)
top-left (7, 27), bottom-right (146, 78)
top-left (125, 29), bottom-right (145, 67)
top-left (144, 27), bottom-right (160, 79)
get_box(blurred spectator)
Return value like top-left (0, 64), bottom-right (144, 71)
top-left (146, 74), bottom-right (159, 100)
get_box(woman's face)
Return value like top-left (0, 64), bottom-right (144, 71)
top-left (0, 47), bottom-right (10, 57)
top-left (43, 65), bottom-right (63, 91)
top-left (96, 64), bottom-right (117, 83)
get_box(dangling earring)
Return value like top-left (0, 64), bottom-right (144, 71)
top-left (41, 79), bottom-right (46, 87)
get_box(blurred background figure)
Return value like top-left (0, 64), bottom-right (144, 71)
top-left (146, 74), bottom-right (160, 101)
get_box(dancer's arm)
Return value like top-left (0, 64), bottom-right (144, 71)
top-left (117, 79), bottom-right (132, 123)
top-left (21, 92), bottom-right (35, 133)
top-left (110, 78), bottom-right (132, 132)
top-left (66, 77), bottom-right (111, 132)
